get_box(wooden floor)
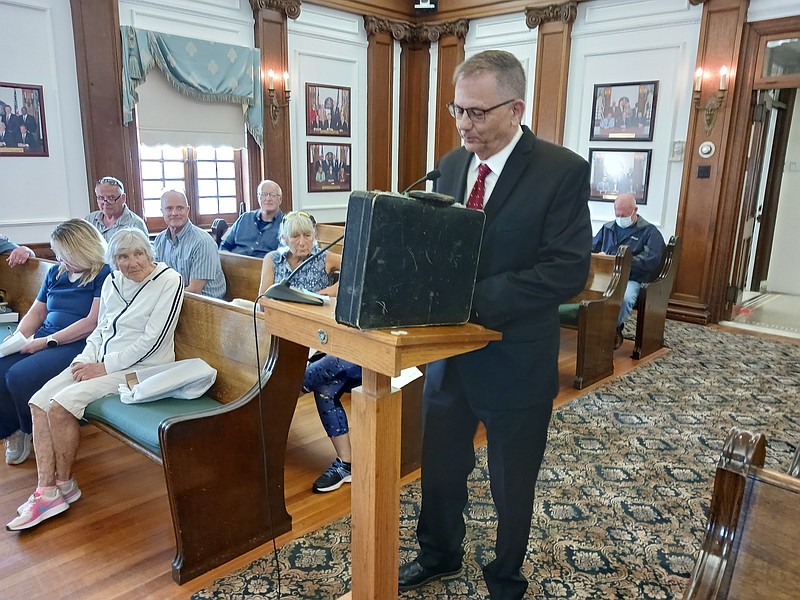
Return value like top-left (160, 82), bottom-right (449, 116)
top-left (0, 330), bottom-right (660, 600)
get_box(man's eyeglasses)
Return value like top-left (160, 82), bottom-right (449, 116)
top-left (446, 99), bottom-right (516, 123)
top-left (258, 192), bottom-right (282, 199)
top-left (96, 194), bottom-right (122, 204)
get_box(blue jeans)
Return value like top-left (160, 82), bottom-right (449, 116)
top-left (619, 280), bottom-right (641, 328)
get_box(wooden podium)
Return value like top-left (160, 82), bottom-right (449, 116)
top-left (260, 298), bottom-right (500, 600)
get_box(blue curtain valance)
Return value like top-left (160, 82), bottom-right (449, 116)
top-left (121, 25), bottom-right (263, 148)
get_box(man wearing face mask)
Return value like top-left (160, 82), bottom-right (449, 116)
top-left (592, 193), bottom-right (665, 349)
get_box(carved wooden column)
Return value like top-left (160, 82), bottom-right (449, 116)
top-left (398, 27), bottom-right (431, 192)
top-left (432, 20), bottom-right (469, 162)
top-left (364, 17), bottom-right (399, 192)
top-left (251, 0), bottom-right (299, 211)
top-left (70, 0), bottom-right (142, 215)
top-left (526, 2), bottom-right (577, 144)
top-left (671, 0), bottom-right (748, 324)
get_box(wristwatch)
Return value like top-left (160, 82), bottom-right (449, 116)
top-left (46, 335), bottom-right (59, 348)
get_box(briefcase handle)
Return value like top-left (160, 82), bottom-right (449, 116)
top-left (408, 191), bottom-right (456, 206)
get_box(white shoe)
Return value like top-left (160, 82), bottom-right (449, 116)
top-left (4, 431), bottom-right (32, 465)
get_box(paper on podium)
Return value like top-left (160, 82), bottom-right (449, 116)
top-left (0, 331), bottom-right (31, 357)
top-left (391, 366), bottom-right (423, 389)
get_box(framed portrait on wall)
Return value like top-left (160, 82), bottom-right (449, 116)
top-left (306, 83), bottom-right (350, 137)
top-left (590, 81), bottom-right (658, 142)
top-left (308, 143), bottom-right (351, 192)
top-left (588, 148), bottom-right (652, 204)
top-left (0, 82), bottom-right (48, 157)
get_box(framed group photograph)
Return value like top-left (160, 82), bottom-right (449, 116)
top-left (590, 81), bottom-right (658, 142)
top-left (0, 82), bottom-right (48, 157)
top-left (588, 148), bottom-right (652, 204)
top-left (306, 83), bottom-right (350, 137)
top-left (308, 143), bottom-right (351, 193)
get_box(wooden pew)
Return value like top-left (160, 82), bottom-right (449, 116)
top-left (316, 222), bottom-right (345, 254)
top-left (0, 255), bottom-right (310, 584)
top-left (219, 250), bottom-right (263, 302)
top-left (632, 235), bottom-right (681, 359)
top-left (682, 427), bottom-right (800, 600)
top-left (559, 247), bottom-right (632, 389)
top-left (0, 253), bottom-right (56, 317)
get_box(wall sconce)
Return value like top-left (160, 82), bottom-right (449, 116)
top-left (693, 66), bottom-right (728, 136)
top-left (267, 69), bottom-right (291, 128)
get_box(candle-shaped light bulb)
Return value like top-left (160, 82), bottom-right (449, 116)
top-left (268, 69), bottom-right (275, 91)
top-left (694, 68), bottom-right (703, 92)
top-left (283, 71), bottom-right (290, 92)
top-left (719, 66), bottom-right (728, 91)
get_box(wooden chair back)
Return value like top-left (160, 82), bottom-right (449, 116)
top-left (683, 427), bottom-right (800, 600)
top-left (632, 235), bottom-right (681, 359)
top-left (219, 251), bottom-right (263, 302)
top-left (568, 247), bottom-right (631, 304)
top-left (316, 223), bottom-right (344, 254)
top-left (0, 255), bottom-right (57, 317)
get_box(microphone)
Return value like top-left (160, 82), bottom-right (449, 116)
top-left (401, 169), bottom-right (441, 194)
top-left (260, 233), bottom-right (345, 305)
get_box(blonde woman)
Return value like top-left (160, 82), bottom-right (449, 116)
top-left (0, 220), bottom-right (111, 466)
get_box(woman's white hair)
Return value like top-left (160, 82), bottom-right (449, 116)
top-left (106, 228), bottom-right (154, 270)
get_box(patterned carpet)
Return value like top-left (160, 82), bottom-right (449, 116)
top-left (194, 321), bottom-right (800, 599)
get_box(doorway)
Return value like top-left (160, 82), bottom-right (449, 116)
top-left (725, 86), bottom-right (800, 338)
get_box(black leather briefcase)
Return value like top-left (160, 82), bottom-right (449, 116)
top-left (335, 190), bottom-right (485, 329)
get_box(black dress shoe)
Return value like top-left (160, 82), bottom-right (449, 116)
top-left (398, 560), bottom-right (462, 591)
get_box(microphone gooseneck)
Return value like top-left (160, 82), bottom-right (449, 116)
top-left (401, 169), bottom-right (441, 194)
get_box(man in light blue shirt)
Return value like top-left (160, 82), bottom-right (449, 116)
top-left (220, 179), bottom-right (284, 258)
top-left (152, 189), bottom-right (226, 299)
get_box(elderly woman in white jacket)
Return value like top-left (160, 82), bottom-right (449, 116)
top-left (7, 228), bottom-right (184, 531)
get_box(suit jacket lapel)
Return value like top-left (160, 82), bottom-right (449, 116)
top-left (483, 128), bottom-right (536, 222)
top-left (451, 149), bottom-right (472, 205)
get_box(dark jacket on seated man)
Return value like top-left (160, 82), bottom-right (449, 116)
top-left (591, 215), bottom-right (664, 283)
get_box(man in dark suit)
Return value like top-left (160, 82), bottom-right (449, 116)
top-left (0, 122), bottom-right (18, 148)
top-left (17, 125), bottom-right (40, 153)
top-left (2, 105), bottom-right (20, 136)
top-left (18, 107), bottom-right (38, 136)
top-left (398, 50), bottom-right (592, 599)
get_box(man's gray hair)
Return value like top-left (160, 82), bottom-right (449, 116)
top-left (453, 50), bottom-right (526, 100)
top-left (106, 228), bottom-right (154, 270)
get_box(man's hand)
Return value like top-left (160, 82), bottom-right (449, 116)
top-left (6, 246), bottom-right (34, 267)
top-left (71, 362), bottom-right (107, 381)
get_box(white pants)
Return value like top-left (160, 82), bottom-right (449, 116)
top-left (29, 366), bottom-right (127, 419)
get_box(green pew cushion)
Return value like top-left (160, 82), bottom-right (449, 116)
top-left (559, 303), bottom-right (579, 327)
top-left (84, 394), bottom-right (223, 456)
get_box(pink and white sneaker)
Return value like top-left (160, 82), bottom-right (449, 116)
top-left (17, 479), bottom-right (81, 515)
top-left (7, 489), bottom-right (69, 531)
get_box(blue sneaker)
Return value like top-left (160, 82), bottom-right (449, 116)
top-left (312, 457), bottom-right (352, 493)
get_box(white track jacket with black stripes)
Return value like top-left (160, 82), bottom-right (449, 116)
top-left (72, 263), bottom-right (184, 374)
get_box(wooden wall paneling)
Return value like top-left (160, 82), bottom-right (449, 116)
top-left (398, 41), bottom-right (431, 192)
top-left (70, 0), bottom-right (141, 216)
top-left (670, 0), bottom-right (748, 324)
top-left (254, 6), bottom-right (294, 212)
top-left (436, 0), bottom-right (547, 22)
top-left (531, 20), bottom-right (572, 144)
top-left (434, 34), bottom-right (465, 162)
top-left (317, 0), bottom-right (412, 20)
top-left (366, 29), bottom-right (395, 192)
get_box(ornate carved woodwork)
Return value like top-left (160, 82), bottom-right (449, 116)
top-left (671, 0), bottom-right (748, 324)
top-left (525, 1), bottom-right (577, 29)
top-left (363, 16), bottom-right (467, 43)
top-left (250, 0), bottom-right (301, 20)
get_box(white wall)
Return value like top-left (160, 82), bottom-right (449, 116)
top-left (766, 93), bottom-right (800, 294)
top-left (565, 0), bottom-right (702, 239)
top-left (287, 4), bottom-right (368, 223)
top-left (0, 0), bottom-right (87, 245)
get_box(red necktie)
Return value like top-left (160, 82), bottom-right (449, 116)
top-left (466, 163), bottom-right (491, 210)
